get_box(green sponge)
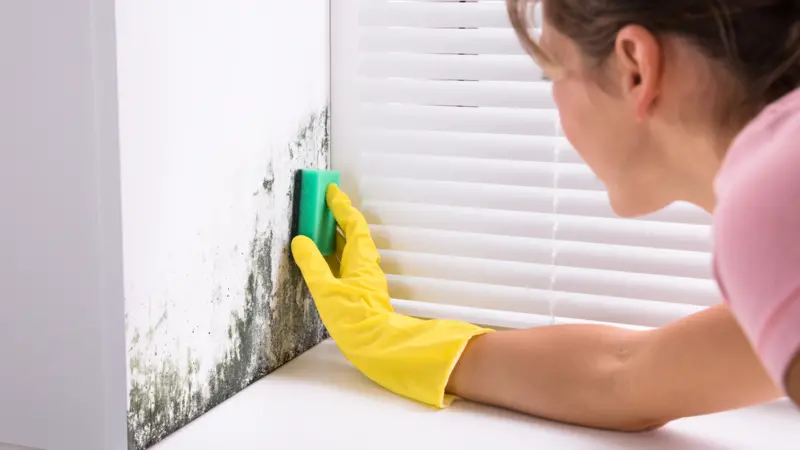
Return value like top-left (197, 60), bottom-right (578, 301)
top-left (293, 169), bottom-right (340, 256)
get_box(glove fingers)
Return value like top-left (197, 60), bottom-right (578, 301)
top-left (326, 185), bottom-right (385, 284)
top-left (291, 236), bottom-right (338, 297)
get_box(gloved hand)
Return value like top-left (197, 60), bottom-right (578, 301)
top-left (291, 184), bottom-right (493, 408)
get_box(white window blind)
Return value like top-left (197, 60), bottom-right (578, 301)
top-left (331, 0), bottom-right (718, 330)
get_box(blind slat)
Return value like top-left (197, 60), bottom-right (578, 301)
top-left (373, 226), bottom-right (712, 279)
top-left (392, 300), bottom-right (556, 330)
top-left (362, 103), bottom-right (560, 136)
top-left (360, 0), bottom-right (511, 28)
top-left (388, 275), bottom-right (704, 327)
top-left (360, 78), bottom-right (555, 109)
top-left (392, 300), bottom-right (652, 331)
top-left (361, 178), bottom-right (711, 225)
top-left (381, 250), bottom-right (719, 306)
top-left (363, 202), bottom-right (713, 252)
top-left (385, 0), bottom-right (506, 2)
top-left (360, 130), bottom-right (583, 163)
top-left (361, 153), bottom-right (602, 190)
top-left (360, 27), bottom-right (527, 55)
top-left (360, 53), bottom-right (543, 82)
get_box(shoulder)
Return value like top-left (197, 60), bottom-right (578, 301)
top-left (713, 99), bottom-right (800, 300)
top-left (713, 94), bottom-right (800, 391)
top-left (715, 88), bottom-right (800, 251)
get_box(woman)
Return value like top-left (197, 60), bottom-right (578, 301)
top-left (291, 0), bottom-right (800, 431)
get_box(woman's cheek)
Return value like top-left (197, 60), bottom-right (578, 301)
top-left (552, 83), bottom-right (584, 150)
top-left (554, 80), bottom-right (606, 165)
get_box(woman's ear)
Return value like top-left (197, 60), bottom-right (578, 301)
top-left (614, 25), bottom-right (662, 121)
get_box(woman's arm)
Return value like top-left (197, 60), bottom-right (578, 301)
top-left (447, 304), bottom-right (782, 431)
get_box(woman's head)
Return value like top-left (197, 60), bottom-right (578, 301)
top-left (508, 0), bottom-right (800, 215)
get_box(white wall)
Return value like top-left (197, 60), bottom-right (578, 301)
top-left (0, 1), bottom-right (128, 450)
top-left (116, 2), bottom-right (330, 448)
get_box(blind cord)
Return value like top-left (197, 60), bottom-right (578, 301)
top-left (548, 118), bottom-right (562, 325)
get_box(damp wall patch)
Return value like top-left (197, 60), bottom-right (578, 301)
top-left (116, 2), bottom-right (330, 448)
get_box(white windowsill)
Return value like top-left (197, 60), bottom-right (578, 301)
top-left (152, 339), bottom-right (799, 450)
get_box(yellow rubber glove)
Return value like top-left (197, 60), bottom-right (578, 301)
top-left (291, 184), bottom-right (493, 408)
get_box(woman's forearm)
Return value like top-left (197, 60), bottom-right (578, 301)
top-left (446, 323), bottom-right (656, 430)
top-left (446, 305), bottom-right (781, 431)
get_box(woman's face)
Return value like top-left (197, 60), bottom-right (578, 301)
top-left (538, 21), bottom-right (717, 216)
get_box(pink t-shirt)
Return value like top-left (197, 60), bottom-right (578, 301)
top-left (714, 86), bottom-right (800, 391)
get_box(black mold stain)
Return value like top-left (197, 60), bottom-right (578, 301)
top-left (266, 242), bottom-right (328, 368)
top-left (127, 105), bottom-right (331, 450)
top-left (127, 345), bottom-right (202, 449)
top-left (206, 228), bottom-right (273, 407)
top-left (262, 163), bottom-right (275, 193)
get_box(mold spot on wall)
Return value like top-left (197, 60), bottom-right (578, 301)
top-left (127, 331), bottom-right (203, 449)
top-left (262, 163), bottom-right (275, 193)
top-left (206, 227), bottom-right (273, 407)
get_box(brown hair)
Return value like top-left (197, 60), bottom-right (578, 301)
top-left (508, 0), bottom-right (800, 114)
